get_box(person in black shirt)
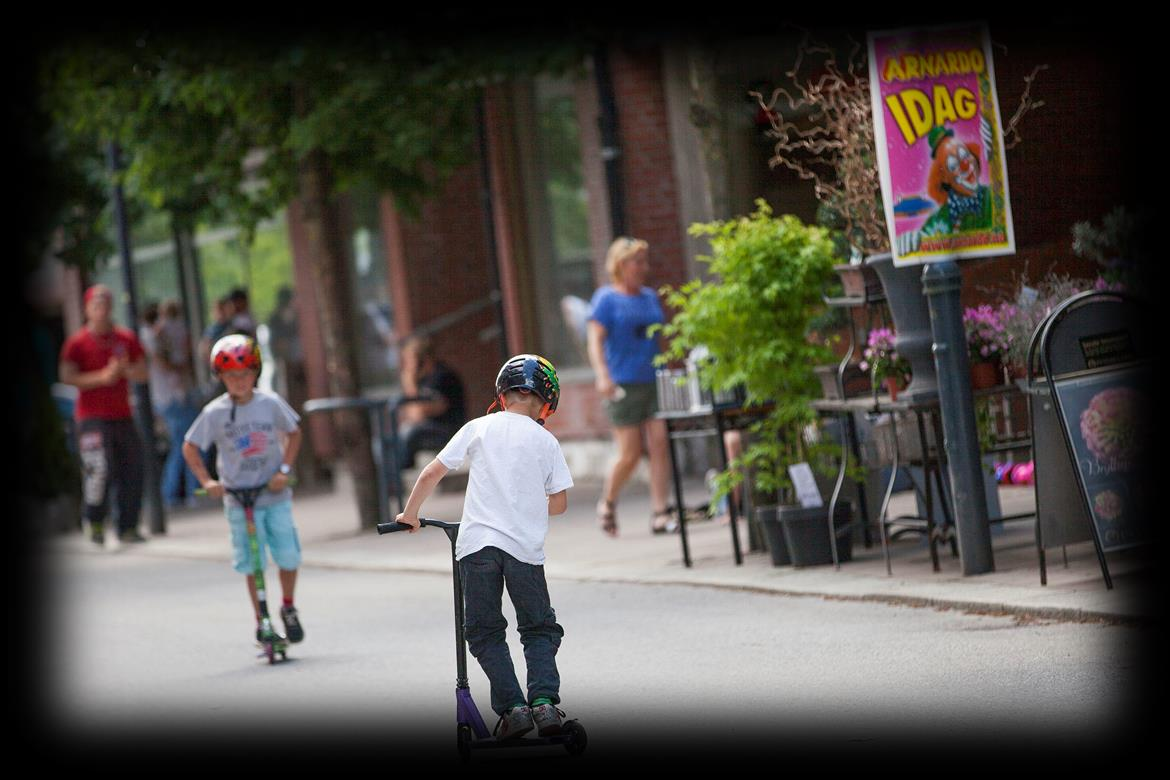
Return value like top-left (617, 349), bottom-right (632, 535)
top-left (396, 335), bottom-right (467, 471)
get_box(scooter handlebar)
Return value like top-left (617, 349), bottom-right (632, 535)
top-left (376, 517), bottom-right (459, 535)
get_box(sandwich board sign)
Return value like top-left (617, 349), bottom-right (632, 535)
top-left (1037, 291), bottom-right (1150, 588)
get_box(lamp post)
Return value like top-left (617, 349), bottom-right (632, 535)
top-left (108, 142), bottom-right (166, 535)
top-left (922, 260), bottom-right (992, 575)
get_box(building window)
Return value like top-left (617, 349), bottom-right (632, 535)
top-left (345, 185), bottom-right (398, 393)
top-left (518, 76), bottom-right (594, 370)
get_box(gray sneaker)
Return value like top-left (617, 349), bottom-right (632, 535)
top-left (530, 702), bottom-right (564, 736)
top-left (494, 705), bottom-right (534, 740)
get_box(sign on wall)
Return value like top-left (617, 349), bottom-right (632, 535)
top-left (868, 23), bottom-right (1015, 265)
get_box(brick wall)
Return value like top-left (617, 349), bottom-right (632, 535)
top-left (380, 164), bottom-right (504, 417)
top-left (960, 25), bottom-right (1134, 303)
top-left (610, 45), bottom-right (690, 294)
top-left (532, 46), bottom-right (695, 443)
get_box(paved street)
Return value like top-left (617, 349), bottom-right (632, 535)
top-left (39, 542), bottom-right (1148, 759)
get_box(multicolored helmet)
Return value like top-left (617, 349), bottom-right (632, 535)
top-left (489, 354), bottom-right (560, 425)
top-left (211, 334), bottom-right (261, 375)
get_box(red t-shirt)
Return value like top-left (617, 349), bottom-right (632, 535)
top-left (60, 326), bottom-right (145, 421)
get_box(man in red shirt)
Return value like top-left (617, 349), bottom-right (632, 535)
top-left (59, 285), bottom-right (150, 545)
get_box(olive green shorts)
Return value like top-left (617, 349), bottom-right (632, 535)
top-left (603, 382), bottom-right (659, 427)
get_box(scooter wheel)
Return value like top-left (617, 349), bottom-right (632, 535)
top-left (265, 643), bottom-right (276, 665)
top-left (456, 724), bottom-right (473, 763)
top-left (563, 720), bottom-right (587, 756)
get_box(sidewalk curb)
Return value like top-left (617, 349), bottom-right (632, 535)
top-left (70, 545), bottom-right (1144, 626)
top-left (556, 577), bottom-right (1145, 626)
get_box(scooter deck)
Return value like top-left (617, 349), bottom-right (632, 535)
top-left (466, 722), bottom-right (581, 750)
top-left (254, 640), bottom-right (290, 660)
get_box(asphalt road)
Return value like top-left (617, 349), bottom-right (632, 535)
top-left (31, 548), bottom-right (1151, 761)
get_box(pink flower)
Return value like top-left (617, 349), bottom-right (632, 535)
top-left (1080, 387), bottom-right (1143, 463)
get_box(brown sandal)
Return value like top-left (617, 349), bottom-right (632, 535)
top-left (597, 499), bottom-right (618, 537)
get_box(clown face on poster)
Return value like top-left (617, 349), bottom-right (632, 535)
top-left (868, 23), bottom-right (1015, 266)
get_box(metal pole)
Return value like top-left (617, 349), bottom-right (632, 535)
top-left (172, 220), bottom-right (204, 379)
top-left (921, 260), bottom-right (992, 575)
top-left (108, 142), bottom-right (166, 535)
top-left (666, 421), bottom-right (692, 568)
top-left (368, 405), bottom-right (391, 530)
top-left (593, 44), bottom-right (626, 238)
top-left (449, 531), bottom-right (468, 688)
top-left (474, 95), bottom-right (511, 364)
top-left (714, 412), bottom-right (743, 565)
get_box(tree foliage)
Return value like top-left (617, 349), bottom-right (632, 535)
top-left (40, 32), bottom-right (585, 246)
top-left (38, 31), bottom-right (586, 525)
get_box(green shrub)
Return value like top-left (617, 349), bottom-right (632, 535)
top-left (657, 200), bottom-right (839, 501)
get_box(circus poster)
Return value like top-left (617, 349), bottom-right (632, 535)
top-left (868, 23), bottom-right (1015, 265)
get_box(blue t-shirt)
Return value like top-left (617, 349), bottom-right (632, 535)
top-left (588, 286), bottom-right (664, 385)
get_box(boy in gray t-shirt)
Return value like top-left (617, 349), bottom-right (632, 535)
top-left (182, 335), bottom-right (306, 645)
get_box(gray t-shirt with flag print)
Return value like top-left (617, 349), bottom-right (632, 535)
top-left (185, 390), bottom-right (301, 509)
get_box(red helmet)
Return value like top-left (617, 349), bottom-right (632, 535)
top-left (211, 334), bottom-right (261, 374)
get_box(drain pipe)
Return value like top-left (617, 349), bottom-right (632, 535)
top-left (475, 94), bottom-right (511, 364)
top-left (593, 43), bottom-right (627, 238)
top-left (108, 142), bottom-right (166, 535)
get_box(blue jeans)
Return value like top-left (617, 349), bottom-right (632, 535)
top-left (160, 400), bottom-right (200, 503)
top-left (459, 546), bottom-right (564, 716)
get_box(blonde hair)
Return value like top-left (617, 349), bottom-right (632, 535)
top-left (605, 236), bottom-right (649, 284)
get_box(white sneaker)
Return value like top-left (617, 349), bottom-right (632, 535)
top-left (531, 702), bottom-right (564, 736)
top-left (494, 705), bottom-right (534, 740)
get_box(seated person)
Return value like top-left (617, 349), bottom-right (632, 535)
top-left (395, 335), bottom-right (467, 472)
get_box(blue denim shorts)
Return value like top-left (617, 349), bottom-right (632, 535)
top-left (226, 500), bottom-right (302, 574)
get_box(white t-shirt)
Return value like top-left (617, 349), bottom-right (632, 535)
top-left (437, 411), bottom-right (573, 565)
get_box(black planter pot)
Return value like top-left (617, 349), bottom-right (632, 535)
top-left (866, 252), bottom-right (938, 401)
top-left (756, 506), bottom-right (792, 566)
top-left (777, 503), bottom-right (853, 567)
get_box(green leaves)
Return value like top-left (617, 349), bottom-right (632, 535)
top-left (659, 200), bottom-right (838, 501)
top-left (38, 32), bottom-right (587, 261)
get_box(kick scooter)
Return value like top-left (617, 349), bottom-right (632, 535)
top-left (378, 517), bottom-right (587, 761)
top-left (198, 483), bottom-right (290, 665)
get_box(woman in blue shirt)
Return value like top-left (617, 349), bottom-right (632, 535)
top-left (586, 237), bottom-right (674, 537)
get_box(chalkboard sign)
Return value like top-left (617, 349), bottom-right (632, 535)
top-left (1051, 364), bottom-right (1150, 551)
top-left (1037, 291), bottom-right (1151, 588)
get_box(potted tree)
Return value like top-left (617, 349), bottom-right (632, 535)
top-left (658, 200), bottom-right (852, 567)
